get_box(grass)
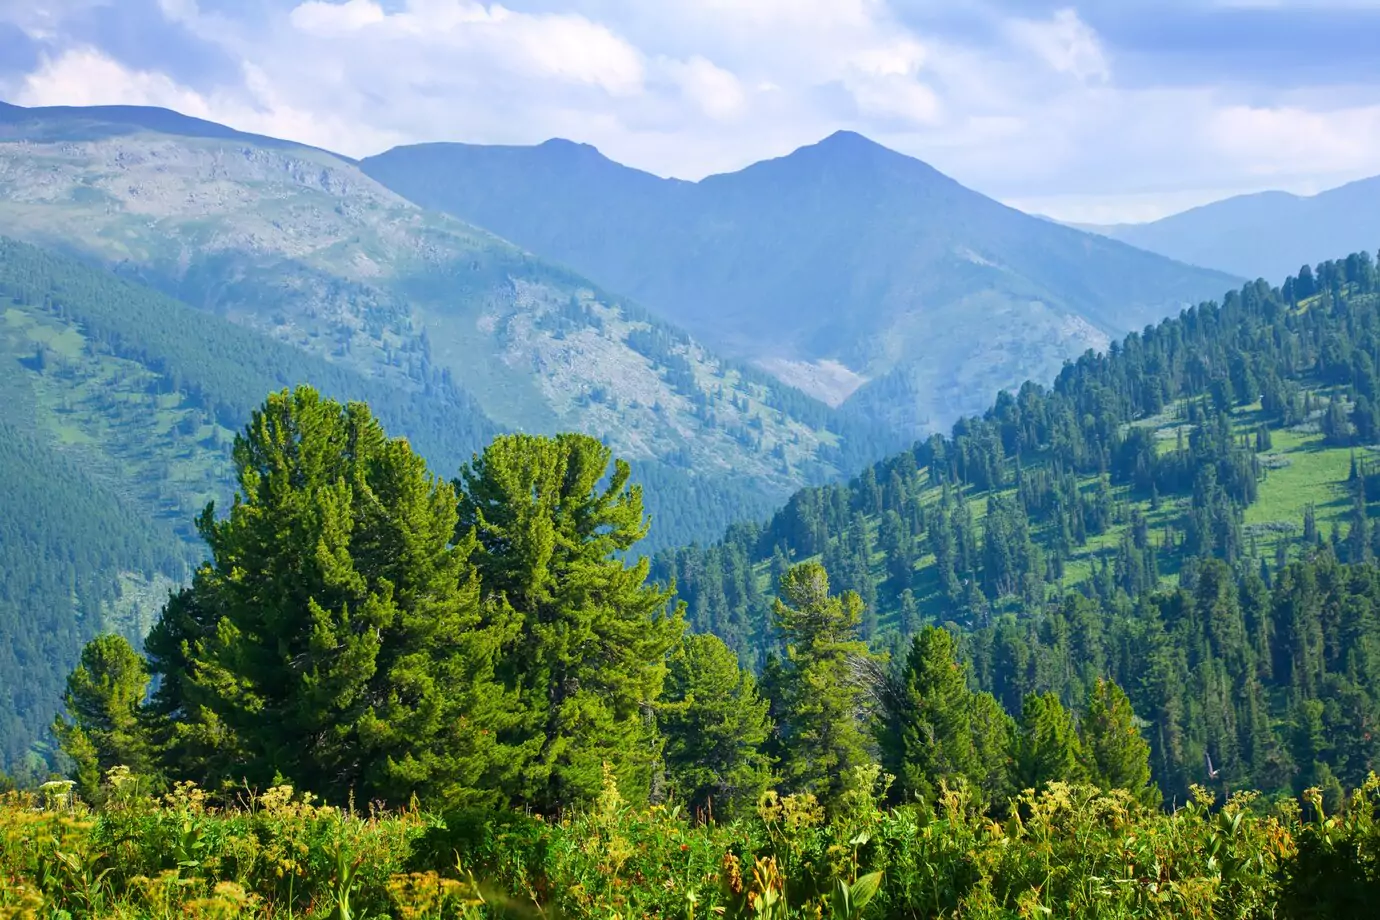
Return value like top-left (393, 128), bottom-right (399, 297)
top-left (1247, 427), bottom-right (1354, 528)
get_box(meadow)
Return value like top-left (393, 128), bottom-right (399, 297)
top-left (2, 766), bottom-right (1378, 919)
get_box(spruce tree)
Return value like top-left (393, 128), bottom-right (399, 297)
top-left (970, 689), bottom-right (1017, 807)
top-left (771, 562), bottom-right (876, 805)
top-left (147, 387), bottom-right (513, 807)
top-left (458, 432), bottom-right (682, 813)
top-left (881, 626), bottom-right (992, 805)
top-left (1079, 678), bottom-right (1157, 805)
top-left (52, 634), bottom-right (158, 800)
top-left (1015, 692), bottom-right (1087, 790)
top-left (660, 632), bottom-right (774, 819)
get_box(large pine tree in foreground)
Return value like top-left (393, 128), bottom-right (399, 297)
top-left (660, 632), bottom-right (774, 819)
top-left (880, 625), bottom-right (1014, 808)
top-left (457, 432), bottom-right (682, 813)
top-left (145, 387), bottom-right (515, 806)
top-left (50, 634), bottom-right (157, 801)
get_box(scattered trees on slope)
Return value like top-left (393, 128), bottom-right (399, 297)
top-left (54, 386), bottom-right (1162, 819)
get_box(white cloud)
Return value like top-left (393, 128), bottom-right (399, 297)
top-left (8, 0), bottom-right (1380, 222)
top-left (16, 46), bottom-right (204, 111)
top-left (1006, 8), bottom-right (1110, 83)
top-left (289, 0), bottom-right (387, 32)
top-left (664, 56), bottom-right (747, 121)
top-left (1207, 102), bottom-right (1380, 179)
top-left (14, 46), bottom-right (404, 155)
top-left (287, 1), bottom-right (646, 96)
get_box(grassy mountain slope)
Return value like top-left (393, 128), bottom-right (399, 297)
top-left (361, 132), bottom-right (1239, 432)
top-left (0, 102), bottom-right (881, 547)
top-left (1088, 176), bottom-right (1380, 281)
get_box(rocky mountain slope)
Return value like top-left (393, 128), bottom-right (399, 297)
top-left (0, 102), bottom-right (888, 548)
top-left (361, 131), bottom-right (1240, 433)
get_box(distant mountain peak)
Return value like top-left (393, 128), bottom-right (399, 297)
top-left (803, 129), bottom-right (901, 160)
top-left (537, 137), bottom-right (601, 155)
top-left (0, 98), bottom-right (340, 158)
top-left (1089, 173), bottom-right (1380, 279)
top-left (359, 123), bottom-right (1237, 437)
top-left (771, 129), bottom-right (947, 185)
top-left (819, 129), bottom-right (875, 146)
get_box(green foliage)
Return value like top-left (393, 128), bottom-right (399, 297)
top-left (0, 233), bottom-right (502, 769)
top-left (1281, 775), bottom-right (1380, 917)
top-left (662, 252), bottom-right (1380, 808)
top-left (7, 768), bottom-right (1360, 919)
top-left (51, 635), bottom-right (159, 801)
top-left (147, 387), bottom-right (513, 807)
top-left (660, 632), bottom-right (775, 820)
top-left (1015, 692), bottom-right (1088, 791)
top-left (0, 408), bottom-right (176, 769)
top-left (769, 563), bottom-right (876, 805)
top-left (457, 432), bottom-right (683, 812)
top-left (1080, 677), bottom-right (1158, 806)
top-left (879, 625), bottom-right (1014, 808)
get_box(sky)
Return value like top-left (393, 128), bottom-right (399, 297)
top-left (3, 1), bottom-right (1380, 223)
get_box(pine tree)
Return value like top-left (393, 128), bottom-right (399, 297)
top-left (146, 387), bottom-right (514, 807)
top-left (1015, 692), bottom-right (1087, 790)
top-left (898, 589), bottom-right (921, 640)
top-left (660, 632), bottom-right (774, 819)
top-left (1079, 679), bottom-right (1157, 805)
top-left (771, 562), bottom-right (877, 805)
top-left (458, 432), bottom-right (682, 813)
top-left (970, 689), bottom-right (1017, 808)
top-left (881, 626), bottom-right (1013, 808)
top-left (52, 634), bottom-right (159, 800)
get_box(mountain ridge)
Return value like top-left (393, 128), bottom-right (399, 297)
top-left (1085, 175), bottom-right (1380, 280)
top-left (361, 131), bottom-right (1240, 434)
top-left (0, 101), bottom-right (886, 549)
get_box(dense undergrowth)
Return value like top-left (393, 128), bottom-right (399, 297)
top-left (3, 767), bottom-right (1378, 919)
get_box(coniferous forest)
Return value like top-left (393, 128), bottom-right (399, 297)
top-left (7, 256), bottom-right (1380, 916)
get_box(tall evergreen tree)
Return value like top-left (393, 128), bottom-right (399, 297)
top-left (1079, 678), bottom-right (1157, 805)
top-left (1015, 692), bottom-right (1087, 790)
top-left (458, 432), bottom-right (682, 813)
top-left (146, 387), bottom-right (514, 807)
top-left (881, 626), bottom-right (1012, 807)
top-left (660, 632), bottom-right (774, 819)
top-left (771, 562), bottom-right (876, 805)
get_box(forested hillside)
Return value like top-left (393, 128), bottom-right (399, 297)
top-left (11, 382), bottom-right (1380, 919)
top-left (0, 235), bottom-right (506, 772)
top-left (0, 231), bottom-right (888, 772)
top-left (659, 250), bottom-right (1380, 802)
top-left (0, 102), bottom-right (898, 548)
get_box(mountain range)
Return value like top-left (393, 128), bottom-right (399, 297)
top-left (1085, 175), bottom-right (1380, 282)
top-left (361, 132), bottom-right (1238, 430)
top-left (0, 97), bottom-right (1272, 768)
top-left (0, 101), bottom-right (899, 545)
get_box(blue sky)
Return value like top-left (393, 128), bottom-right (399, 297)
top-left (3, 0), bottom-right (1379, 222)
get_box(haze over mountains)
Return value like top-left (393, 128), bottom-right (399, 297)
top-left (1085, 176), bottom-right (1380, 283)
top-left (362, 132), bottom-right (1238, 431)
